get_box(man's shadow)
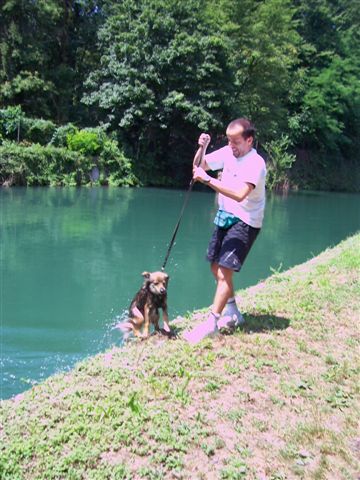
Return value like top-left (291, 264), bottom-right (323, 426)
top-left (162, 314), bottom-right (290, 340)
top-left (240, 314), bottom-right (290, 333)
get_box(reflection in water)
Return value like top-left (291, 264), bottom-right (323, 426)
top-left (1, 187), bottom-right (359, 399)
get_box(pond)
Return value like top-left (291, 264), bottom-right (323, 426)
top-left (1, 187), bottom-right (359, 399)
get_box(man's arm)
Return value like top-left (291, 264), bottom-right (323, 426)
top-left (193, 133), bottom-right (211, 171)
top-left (193, 166), bottom-right (254, 202)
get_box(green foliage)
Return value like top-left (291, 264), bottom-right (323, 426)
top-left (288, 0), bottom-right (360, 185)
top-left (82, 0), bottom-right (233, 183)
top-left (0, 0), bottom-right (104, 122)
top-left (0, 0), bottom-right (358, 189)
top-left (67, 129), bottom-right (103, 157)
top-left (264, 135), bottom-right (296, 190)
top-left (0, 106), bottom-right (56, 144)
top-left (220, 457), bottom-right (248, 479)
top-left (50, 123), bottom-right (78, 147)
top-left (0, 105), bottom-right (23, 140)
top-left (63, 127), bottom-right (139, 186)
top-left (0, 137), bottom-right (138, 187)
top-left (99, 138), bottom-right (139, 187)
top-left (211, 0), bottom-right (302, 139)
top-left (0, 0), bottom-right (61, 117)
top-left (0, 142), bottom-right (86, 186)
top-left (0, 109), bottom-right (139, 187)
top-left (21, 117), bottom-right (57, 145)
top-left (301, 53), bottom-right (360, 152)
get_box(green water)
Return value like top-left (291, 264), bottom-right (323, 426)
top-left (1, 187), bottom-right (359, 399)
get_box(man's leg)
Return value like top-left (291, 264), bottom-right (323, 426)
top-left (211, 265), bottom-right (235, 315)
top-left (212, 264), bottom-right (244, 331)
top-left (210, 262), bottom-right (218, 280)
top-left (183, 265), bottom-right (235, 344)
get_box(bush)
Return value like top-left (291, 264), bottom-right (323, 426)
top-left (66, 128), bottom-right (104, 156)
top-left (0, 140), bottom-right (139, 187)
top-left (0, 142), bottom-right (87, 186)
top-left (264, 135), bottom-right (296, 191)
top-left (0, 106), bottom-right (23, 140)
top-left (99, 139), bottom-right (139, 186)
top-left (21, 117), bottom-right (57, 145)
top-left (50, 123), bottom-right (78, 147)
top-left (0, 106), bottom-right (56, 144)
top-left (0, 116), bottom-right (139, 186)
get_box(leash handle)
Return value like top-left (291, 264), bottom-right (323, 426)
top-left (161, 143), bottom-right (206, 271)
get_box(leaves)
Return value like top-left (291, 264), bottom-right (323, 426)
top-left (0, 0), bottom-right (359, 189)
top-left (81, 0), bottom-right (232, 181)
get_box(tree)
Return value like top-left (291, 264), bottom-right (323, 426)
top-left (0, 0), bottom-right (61, 117)
top-left (82, 0), bottom-right (234, 183)
top-left (0, 0), bottom-right (103, 122)
top-left (290, 0), bottom-right (360, 189)
top-left (207, 0), bottom-right (302, 141)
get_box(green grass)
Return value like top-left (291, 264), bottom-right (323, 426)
top-left (1, 233), bottom-right (359, 479)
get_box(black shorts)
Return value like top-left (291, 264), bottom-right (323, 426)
top-left (206, 219), bottom-right (260, 272)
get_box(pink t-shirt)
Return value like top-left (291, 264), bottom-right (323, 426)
top-left (205, 146), bottom-right (266, 228)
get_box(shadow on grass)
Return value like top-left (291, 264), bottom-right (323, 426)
top-left (240, 314), bottom-right (290, 333)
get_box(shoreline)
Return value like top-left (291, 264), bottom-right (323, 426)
top-left (1, 233), bottom-right (359, 479)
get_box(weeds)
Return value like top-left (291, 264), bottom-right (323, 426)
top-left (1, 234), bottom-right (359, 479)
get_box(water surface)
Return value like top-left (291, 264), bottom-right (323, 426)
top-left (1, 187), bottom-right (359, 399)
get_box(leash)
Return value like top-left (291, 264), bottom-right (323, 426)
top-left (161, 144), bottom-right (205, 271)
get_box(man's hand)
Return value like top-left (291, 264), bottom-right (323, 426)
top-left (193, 166), bottom-right (211, 184)
top-left (198, 133), bottom-right (211, 149)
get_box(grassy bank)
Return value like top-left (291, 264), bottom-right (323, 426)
top-left (1, 234), bottom-right (359, 480)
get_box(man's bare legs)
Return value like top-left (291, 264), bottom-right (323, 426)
top-left (210, 262), bottom-right (234, 314)
top-left (183, 263), bottom-right (237, 344)
top-left (211, 262), bottom-right (244, 330)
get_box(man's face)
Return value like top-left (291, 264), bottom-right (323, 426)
top-left (226, 127), bottom-right (253, 158)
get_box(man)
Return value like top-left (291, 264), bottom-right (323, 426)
top-left (183, 118), bottom-right (266, 344)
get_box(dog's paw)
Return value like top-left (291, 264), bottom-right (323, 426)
top-left (159, 328), bottom-right (178, 339)
top-left (139, 333), bottom-right (150, 340)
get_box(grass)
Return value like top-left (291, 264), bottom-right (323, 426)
top-left (1, 233), bottom-right (359, 480)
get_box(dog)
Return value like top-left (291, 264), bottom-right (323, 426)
top-left (119, 271), bottom-right (171, 339)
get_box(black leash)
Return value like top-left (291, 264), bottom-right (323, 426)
top-left (161, 144), bottom-right (205, 271)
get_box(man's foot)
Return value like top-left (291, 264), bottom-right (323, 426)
top-left (183, 312), bottom-right (219, 345)
top-left (217, 300), bottom-right (244, 332)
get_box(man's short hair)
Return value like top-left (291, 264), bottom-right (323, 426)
top-left (227, 118), bottom-right (256, 141)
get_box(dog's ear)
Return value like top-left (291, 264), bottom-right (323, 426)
top-left (142, 271), bottom-right (150, 279)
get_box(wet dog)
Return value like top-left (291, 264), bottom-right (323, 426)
top-left (120, 271), bottom-right (171, 339)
